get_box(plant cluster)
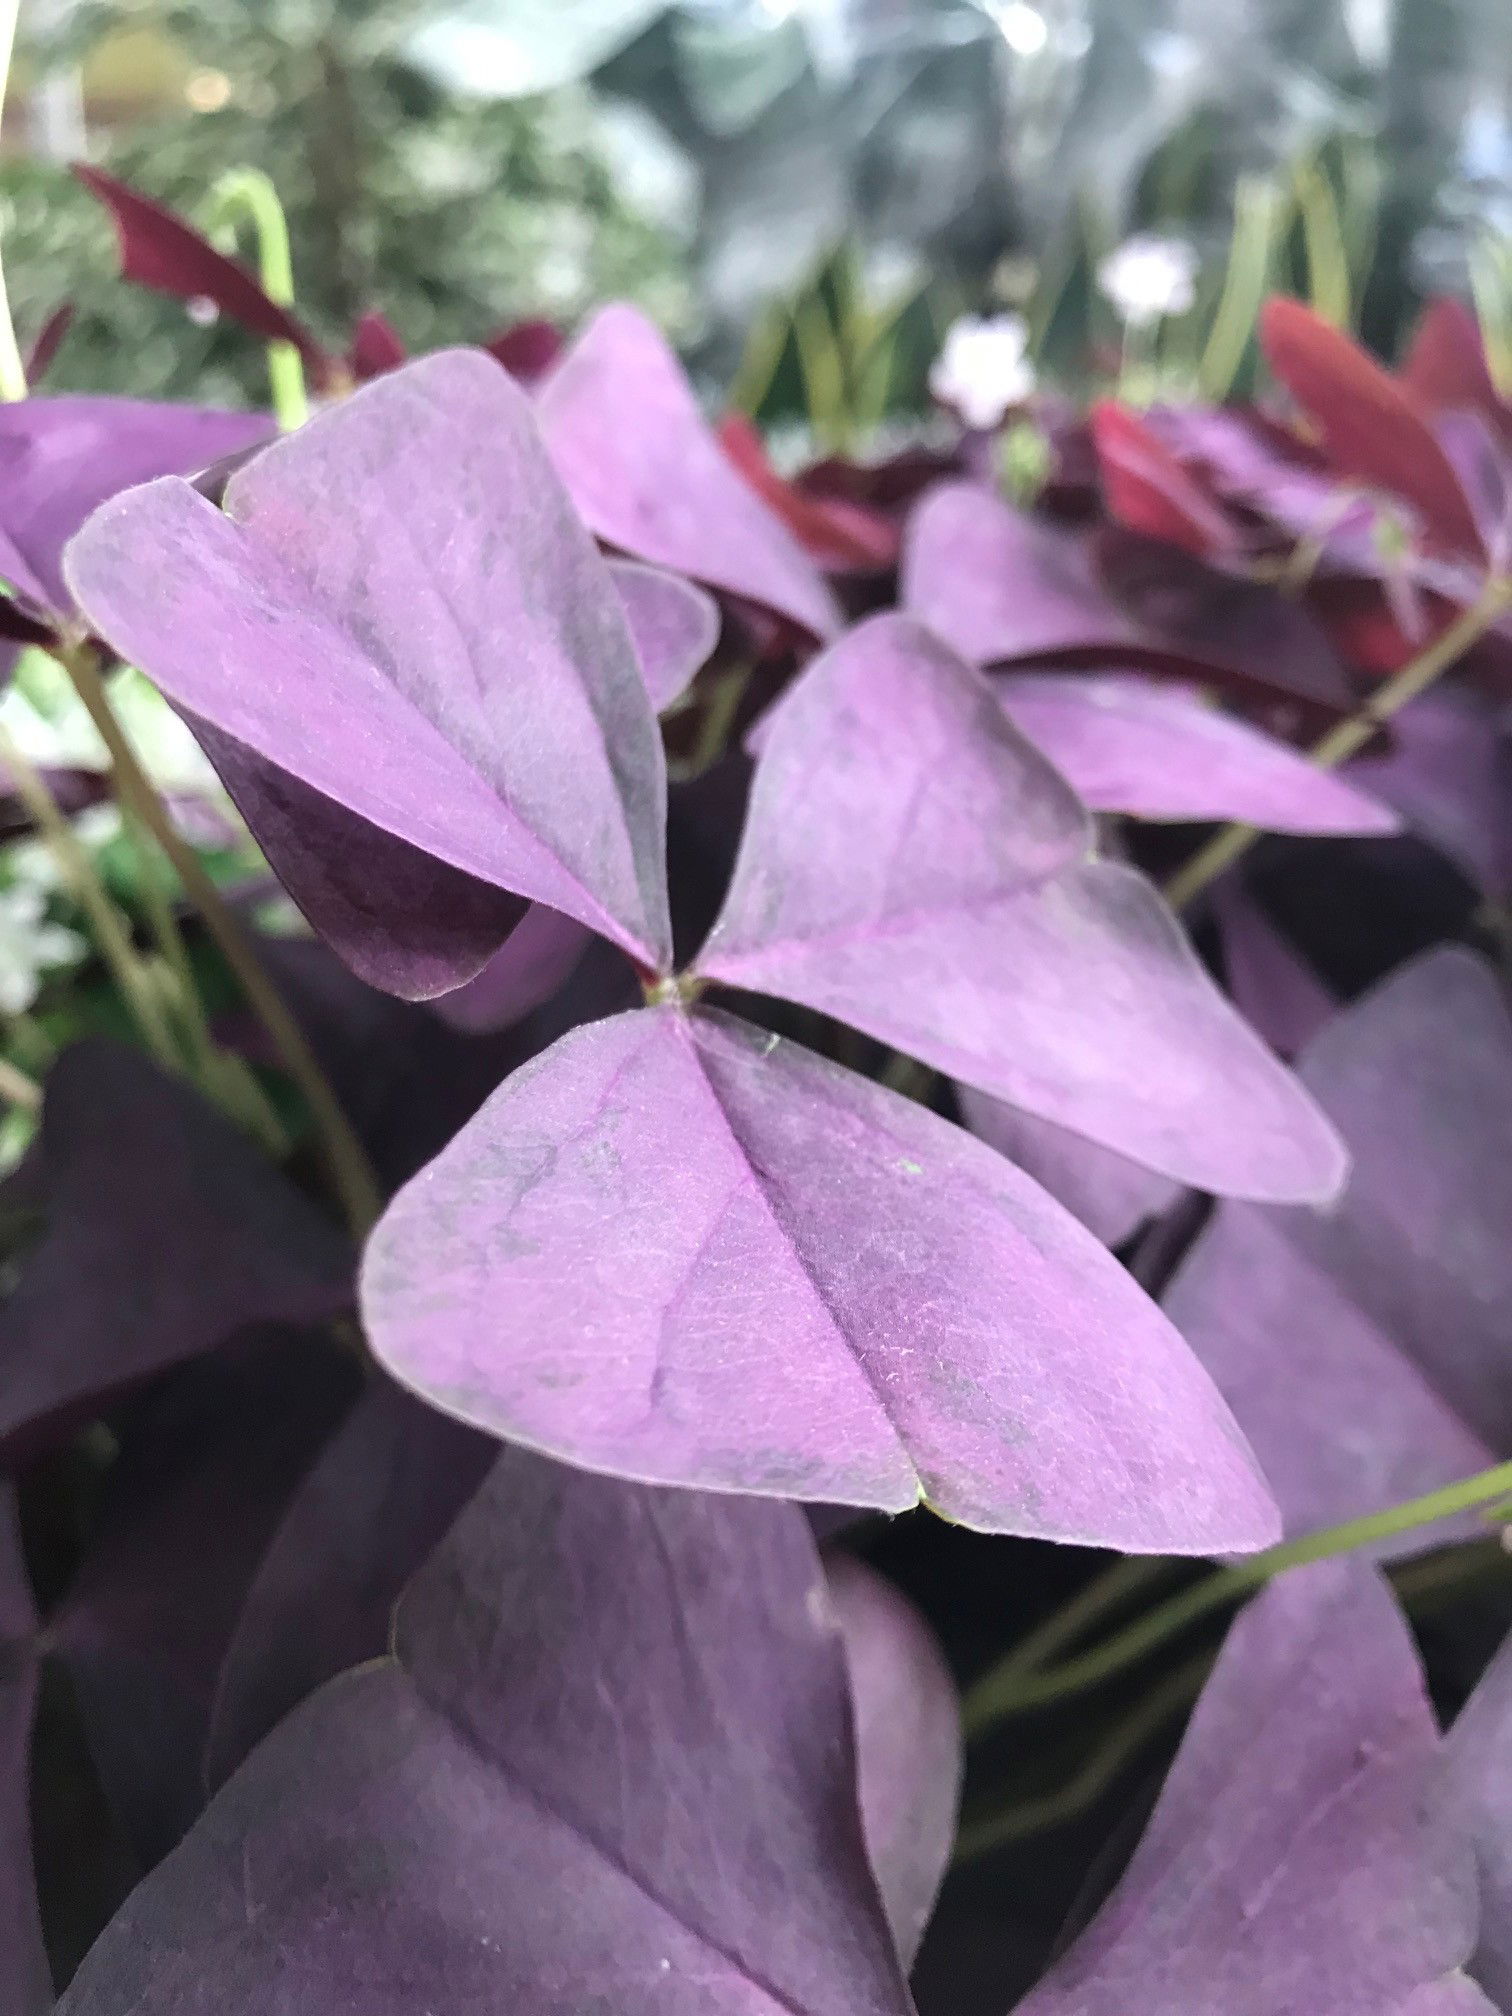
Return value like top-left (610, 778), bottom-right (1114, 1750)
top-left (2, 161), bottom-right (1512, 2016)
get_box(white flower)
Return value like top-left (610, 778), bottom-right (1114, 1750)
top-left (928, 314), bottom-right (1037, 432)
top-left (0, 884), bottom-right (84, 1013)
top-left (1097, 234), bottom-right (1201, 328)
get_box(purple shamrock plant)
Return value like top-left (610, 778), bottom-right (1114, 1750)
top-left (63, 345), bottom-right (1356, 1546)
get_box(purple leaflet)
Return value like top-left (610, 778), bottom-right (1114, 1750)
top-left (0, 395), bottom-right (270, 625)
top-left (57, 1451), bottom-right (915, 2016)
top-left (0, 1041), bottom-right (352, 1459)
top-left (956, 1088), bottom-right (1181, 1249)
top-left (994, 672), bottom-right (1397, 835)
top-left (611, 559), bottom-right (721, 713)
top-left (66, 350), bottom-right (675, 992)
top-left (536, 303), bottom-right (843, 642)
top-left (1213, 882), bottom-right (1337, 1060)
top-left (1345, 689), bottom-right (1512, 903)
top-left (901, 482), bottom-right (1350, 721)
top-left (1017, 1562), bottom-right (1480, 2016)
top-left (363, 1001), bottom-right (1277, 1550)
top-left (1, 1485), bottom-right (49, 2016)
top-left (205, 1375), bottom-right (493, 1787)
top-left (427, 903), bottom-right (595, 1034)
top-left (50, 1332), bottom-right (359, 1868)
top-left (1441, 1623), bottom-right (1512, 2007)
top-left (696, 614), bottom-right (1345, 1202)
top-left (826, 1554), bottom-right (961, 1969)
top-left (1165, 949), bottom-right (1512, 1550)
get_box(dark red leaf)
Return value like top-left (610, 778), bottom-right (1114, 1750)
top-left (718, 414), bottom-right (899, 571)
top-left (1260, 298), bottom-right (1486, 559)
top-left (347, 311), bottom-right (407, 382)
top-left (482, 316), bottom-right (563, 384)
top-left (1091, 401), bottom-right (1244, 562)
top-left (71, 165), bottom-right (337, 391)
top-left (1402, 299), bottom-right (1512, 446)
top-left (24, 304), bottom-right (73, 386)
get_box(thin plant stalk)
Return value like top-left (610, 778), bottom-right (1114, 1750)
top-left (0, 1053), bottom-right (41, 1110)
top-left (1199, 175), bottom-right (1286, 401)
top-left (59, 643), bottom-right (381, 1237)
top-left (1292, 154), bottom-right (1352, 329)
top-left (963, 1451), bottom-right (1512, 1735)
top-left (1164, 575), bottom-right (1512, 912)
top-left (0, 719), bottom-right (183, 1071)
top-left (985, 1556), bottom-right (1176, 1691)
top-left (205, 167), bottom-right (309, 430)
top-left (0, 0), bottom-right (29, 402)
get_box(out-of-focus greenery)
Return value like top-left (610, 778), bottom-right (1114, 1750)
top-left (7, 0), bottom-right (691, 401)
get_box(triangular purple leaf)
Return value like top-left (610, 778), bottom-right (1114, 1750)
top-left (696, 614), bottom-right (1345, 1201)
top-left (57, 1453), bottom-right (915, 2016)
top-left (0, 1484), bottom-right (49, 2016)
top-left (66, 350), bottom-right (674, 980)
top-left (610, 558), bottom-right (721, 712)
top-left (1441, 1624), bottom-right (1512, 2007)
top-left (1017, 1562), bottom-right (1478, 2016)
top-left (1214, 882), bottom-right (1337, 1059)
top-left (995, 672), bottom-right (1397, 834)
top-left (362, 1001), bottom-right (1277, 1549)
top-left (205, 1375), bottom-right (493, 1788)
top-left (826, 1554), bottom-right (961, 1969)
top-left (427, 903), bottom-right (595, 1034)
top-left (1345, 689), bottom-right (1512, 902)
top-left (901, 483), bottom-right (1350, 719)
top-left (0, 395), bottom-right (270, 623)
top-left (537, 303), bottom-right (843, 641)
top-left (0, 1041), bottom-right (352, 1458)
top-left (1165, 949), bottom-right (1512, 1548)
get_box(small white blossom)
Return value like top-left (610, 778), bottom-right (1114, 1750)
top-left (1097, 234), bottom-right (1200, 328)
top-left (928, 314), bottom-right (1036, 432)
top-left (0, 884), bottom-right (84, 1013)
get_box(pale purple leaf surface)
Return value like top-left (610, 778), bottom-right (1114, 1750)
top-left (65, 350), bottom-right (674, 980)
top-left (995, 672), bottom-right (1397, 834)
top-left (1165, 949), bottom-right (1512, 1549)
top-left (696, 615), bottom-right (1345, 1202)
top-left (1, 1484), bottom-right (49, 2016)
top-left (362, 1000), bottom-right (1277, 1550)
top-left (1214, 882), bottom-right (1337, 1060)
top-left (0, 395), bottom-right (269, 622)
top-left (57, 1452), bottom-right (915, 2016)
top-left (1440, 1623), bottom-right (1512, 2007)
top-left (610, 559), bottom-right (721, 712)
top-left (537, 303), bottom-right (843, 641)
top-left (427, 903), bottom-right (595, 1034)
top-left (205, 1375), bottom-right (493, 1787)
top-left (956, 1088), bottom-right (1181, 1249)
top-left (0, 1042), bottom-right (352, 1456)
top-left (1017, 1563), bottom-right (1478, 2016)
top-left (825, 1554), bottom-right (961, 1970)
top-left (1345, 689), bottom-right (1512, 902)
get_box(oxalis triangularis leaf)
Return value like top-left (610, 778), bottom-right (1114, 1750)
top-left (66, 345), bottom-right (1350, 1543)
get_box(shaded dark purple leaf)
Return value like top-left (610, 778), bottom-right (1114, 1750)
top-left (0, 395), bottom-right (270, 624)
top-left (1165, 949), bottom-right (1512, 1549)
top-left (50, 1332), bottom-right (358, 1868)
top-left (1441, 1621), bottom-right (1512, 2007)
top-left (1345, 689), bottom-right (1512, 902)
top-left (24, 303), bottom-right (74, 386)
top-left (363, 1000), bottom-right (1277, 1549)
top-left (1018, 1561), bottom-right (1478, 2015)
top-left (72, 165), bottom-right (336, 390)
top-left (537, 303), bottom-right (843, 641)
top-left (826, 1553), bottom-right (960, 1969)
top-left (0, 1041), bottom-right (352, 1460)
top-left (995, 672), bottom-right (1397, 835)
top-left (205, 1374), bottom-right (493, 1788)
top-left (483, 316), bottom-right (563, 383)
top-left (427, 903), bottom-right (594, 1034)
top-left (901, 483), bottom-right (1350, 722)
top-left (697, 614), bottom-right (1345, 1201)
top-left (1, 1484), bottom-right (49, 2015)
top-left (58, 1451), bottom-right (915, 2016)
top-left (66, 350), bottom-right (675, 984)
top-left (1090, 400), bottom-right (1244, 561)
top-left (956, 1088), bottom-right (1181, 1249)
top-left (1213, 882), bottom-right (1337, 1060)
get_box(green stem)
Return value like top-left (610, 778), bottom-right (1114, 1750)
top-left (205, 168), bottom-right (308, 430)
top-left (0, 720), bottom-right (183, 1071)
top-left (1293, 154), bottom-right (1351, 328)
top-left (1164, 576), bottom-right (1512, 912)
top-left (0, 1054), bottom-right (41, 1111)
top-left (955, 1654), bottom-right (1208, 1862)
top-left (60, 645), bottom-right (381, 1238)
top-left (0, 0), bottom-right (28, 402)
top-left (981, 1556), bottom-right (1175, 1694)
top-left (964, 1455), bottom-right (1512, 1735)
